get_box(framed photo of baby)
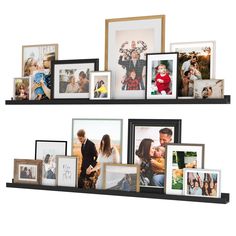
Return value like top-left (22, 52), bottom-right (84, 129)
top-left (22, 44), bottom-right (58, 100)
top-left (170, 41), bottom-right (216, 98)
top-left (127, 119), bottom-right (182, 193)
top-left (146, 52), bottom-right (178, 99)
top-left (105, 15), bottom-right (165, 99)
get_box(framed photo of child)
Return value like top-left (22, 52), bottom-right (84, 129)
top-left (146, 52), bottom-right (178, 99)
top-left (89, 71), bottom-right (111, 100)
top-left (13, 77), bottom-right (31, 100)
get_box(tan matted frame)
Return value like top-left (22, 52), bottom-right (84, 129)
top-left (22, 43), bottom-right (58, 76)
top-left (103, 163), bottom-right (140, 192)
top-left (14, 159), bottom-right (43, 185)
top-left (105, 15), bottom-right (165, 69)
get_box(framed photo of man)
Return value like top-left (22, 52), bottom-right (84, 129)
top-left (105, 15), bottom-right (165, 99)
top-left (127, 119), bottom-right (182, 193)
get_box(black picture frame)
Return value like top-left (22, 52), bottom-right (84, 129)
top-left (51, 59), bottom-right (99, 99)
top-left (145, 52), bottom-right (179, 100)
top-left (127, 119), bottom-right (182, 193)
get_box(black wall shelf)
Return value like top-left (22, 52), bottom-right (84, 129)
top-left (5, 95), bottom-right (230, 105)
top-left (6, 182), bottom-right (229, 204)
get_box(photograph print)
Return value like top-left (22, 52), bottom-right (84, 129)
top-left (22, 44), bottom-right (58, 100)
top-left (146, 52), bottom-right (178, 99)
top-left (183, 168), bottom-right (221, 198)
top-left (103, 164), bottom-right (140, 192)
top-left (52, 59), bottom-right (99, 99)
top-left (35, 140), bottom-right (67, 186)
top-left (14, 159), bottom-right (42, 185)
top-left (105, 15), bottom-right (165, 99)
top-left (13, 77), bottom-right (30, 100)
top-left (170, 41), bottom-right (215, 97)
top-left (72, 119), bottom-right (122, 190)
top-left (165, 143), bottom-right (204, 195)
top-left (128, 119), bottom-right (181, 192)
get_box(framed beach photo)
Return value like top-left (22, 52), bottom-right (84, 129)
top-left (165, 143), bottom-right (204, 195)
top-left (105, 15), bottom-right (165, 99)
top-left (146, 52), bottom-right (178, 99)
top-left (14, 159), bottom-right (42, 185)
top-left (57, 156), bottom-right (78, 187)
top-left (183, 168), bottom-right (221, 198)
top-left (89, 71), bottom-right (111, 100)
top-left (72, 119), bottom-right (123, 189)
top-left (170, 41), bottom-right (215, 98)
top-left (194, 79), bottom-right (224, 99)
top-left (128, 119), bottom-right (182, 193)
top-left (52, 59), bottom-right (99, 99)
top-left (103, 164), bottom-right (140, 192)
top-left (22, 44), bottom-right (58, 100)
top-left (13, 77), bottom-right (30, 100)
top-left (35, 140), bottom-right (67, 186)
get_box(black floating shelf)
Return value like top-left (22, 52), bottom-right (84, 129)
top-left (6, 182), bottom-right (229, 204)
top-left (5, 95), bottom-right (230, 105)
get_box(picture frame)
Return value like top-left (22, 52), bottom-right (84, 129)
top-left (56, 155), bottom-right (78, 187)
top-left (13, 77), bottom-right (31, 100)
top-left (35, 140), bottom-right (67, 186)
top-left (105, 15), bottom-right (165, 99)
top-left (146, 52), bottom-right (178, 99)
top-left (194, 79), bottom-right (224, 99)
top-left (170, 41), bottom-right (216, 98)
top-left (72, 119), bottom-right (123, 189)
top-left (89, 71), bottom-right (111, 100)
top-left (22, 44), bottom-right (58, 100)
top-left (14, 159), bottom-right (43, 185)
top-left (127, 119), bottom-right (182, 193)
top-left (183, 168), bottom-right (221, 198)
top-left (52, 59), bottom-right (99, 99)
top-left (165, 143), bottom-right (204, 195)
top-left (103, 163), bottom-right (140, 192)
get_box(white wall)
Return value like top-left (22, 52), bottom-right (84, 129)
top-left (0, 0), bottom-right (235, 235)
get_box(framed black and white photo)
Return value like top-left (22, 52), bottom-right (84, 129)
top-left (52, 59), bottom-right (99, 99)
top-left (146, 52), bottom-right (178, 99)
top-left (57, 155), bottom-right (78, 187)
top-left (165, 143), bottom-right (204, 195)
top-left (128, 119), bottom-right (181, 192)
top-left (89, 71), bottom-right (111, 100)
top-left (35, 140), bottom-right (67, 186)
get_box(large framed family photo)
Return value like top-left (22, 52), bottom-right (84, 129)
top-left (127, 119), bottom-right (181, 192)
top-left (170, 41), bottom-right (215, 98)
top-left (52, 59), bottom-right (99, 99)
top-left (22, 44), bottom-right (58, 100)
top-left (105, 15), bottom-right (165, 99)
top-left (72, 119), bottom-right (123, 189)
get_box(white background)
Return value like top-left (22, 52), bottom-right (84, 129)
top-left (0, 0), bottom-right (235, 235)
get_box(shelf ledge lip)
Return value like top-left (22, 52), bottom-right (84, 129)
top-left (6, 182), bottom-right (230, 204)
top-left (5, 95), bottom-right (231, 105)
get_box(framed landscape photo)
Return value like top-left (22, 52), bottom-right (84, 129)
top-left (165, 143), bottom-right (204, 195)
top-left (14, 159), bottom-right (42, 185)
top-left (22, 44), bottom-right (58, 100)
top-left (89, 71), bottom-right (111, 100)
top-left (128, 119), bottom-right (182, 193)
top-left (194, 79), bottom-right (224, 99)
top-left (146, 52), bottom-right (178, 99)
top-left (170, 41), bottom-right (215, 98)
top-left (52, 59), bottom-right (99, 99)
top-left (105, 15), bottom-right (165, 99)
top-left (183, 168), bottom-right (221, 198)
top-left (103, 163), bottom-right (140, 192)
top-left (57, 155), bottom-right (78, 187)
top-left (72, 119), bottom-right (123, 189)
top-left (35, 140), bottom-right (67, 186)
top-left (13, 77), bottom-right (30, 100)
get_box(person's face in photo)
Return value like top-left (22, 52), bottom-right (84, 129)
top-left (159, 133), bottom-right (172, 146)
top-left (131, 51), bottom-right (139, 60)
top-left (43, 56), bottom-right (50, 69)
top-left (149, 142), bottom-right (155, 157)
top-left (78, 135), bottom-right (86, 144)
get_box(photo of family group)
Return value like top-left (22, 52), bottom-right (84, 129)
top-left (183, 169), bottom-right (220, 198)
top-left (72, 119), bottom-right (122, 189)
top-left (19, 165), bottom-right (37, 181)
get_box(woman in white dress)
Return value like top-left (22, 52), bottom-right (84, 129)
top-left (91, 134), bottom-right (120, 189)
